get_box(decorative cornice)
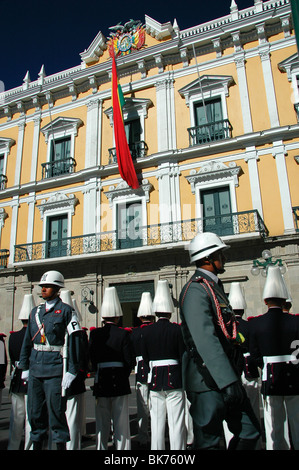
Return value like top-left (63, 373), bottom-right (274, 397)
top-left (104, 179), bottom-right (153, 206)
top-left (37, 192), bottom-right (78, 219)
top-left (185, 160), bottom-right (241, 192)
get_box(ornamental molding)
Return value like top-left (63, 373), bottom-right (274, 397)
top-left (185, 160), bottom-right (241, 192)
top-left (40, 116), bottom-right (83, 142)
top-left (178, 75), bottom-right (234, 106)
top-left (38, 192), bottom-right (78, 219)
top-left (0, 137), bottom-right (15, 152)
top-left (104, 179), bottom-right (153, 206)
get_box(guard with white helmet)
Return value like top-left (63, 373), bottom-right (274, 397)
top-left (141, 280), bottom-right (186, 450)
top-left (179, 232), bottom-right (261, 450)
top-left (248, 265), bottom-right (299, 450)
top-left (19, 270), bottom-right (81, 450)
top-left (89, 286), bottom-right (134, 450)
top-left (130, 292), bottom-right (155, 448)
top-left (7, 294), bottom-right (35, 450)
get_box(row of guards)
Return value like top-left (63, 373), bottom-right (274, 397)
top-left (1, 232), bottom-right (299, 450)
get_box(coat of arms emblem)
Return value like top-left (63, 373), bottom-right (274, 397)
top-left (107, 19), bottom-right (146, 58)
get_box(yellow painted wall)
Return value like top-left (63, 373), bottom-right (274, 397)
top-left (246, 56), bottom-right (271, 132)
top-left (258, 154), bottom-right (284, 235)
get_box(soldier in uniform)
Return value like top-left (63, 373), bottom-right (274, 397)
top-left (19, 270), bottom-right (82, 450)
top-left (141, 280), bottom-right (186, 450)
top-left (89, 286), bottom-right (134, 450)
top-left (130, 292), bottom-right (155, 448)
top-left (0, 331), bottom-right (7, 411)
top-left (60, 290), bottom-right (88, 451)
top-left (248, 265), bottom-right (299, 450)
top-left (7, 294), bottom-right (35, 450)
top-left (179, 232), bottom-right (261, 450)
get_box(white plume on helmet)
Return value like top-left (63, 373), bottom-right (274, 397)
top-left (39, 270), bottom-right (64, 288)
top-left (229, 282), bottom-right (247, 310)
top-left (263, 265), bottom-right (289, 300)
top-left (18, 294), bottom-right (35, 320)
top-left (101, 286), bottom-right (123, 319)
top-left (137, 292), bottom-right (153, 318)
top-left (152, 280), bottom-right (174, 315)
top-left (189, 232), bottom-right (230, 264)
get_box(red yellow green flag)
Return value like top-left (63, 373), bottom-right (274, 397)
top-left (111, 53), bottom-right (139, 189)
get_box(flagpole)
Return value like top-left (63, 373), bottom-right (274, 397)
top-left (291, 0), bottom-right (299, 53)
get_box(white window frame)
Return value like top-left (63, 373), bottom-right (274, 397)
top-left (0, 137), bottom-right (15, 176)
top-left (40, 117), bottom-right (83, 163)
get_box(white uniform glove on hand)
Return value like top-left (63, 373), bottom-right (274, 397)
top-left (62, 372), bottom-right (76, 389)
top-left (21, 370), bottom-right (29, 381)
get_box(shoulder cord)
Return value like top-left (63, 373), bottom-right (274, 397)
top-left (31, 305), bottom-right (47, 344)
top-left (181, 277), bottom-right (237, 341)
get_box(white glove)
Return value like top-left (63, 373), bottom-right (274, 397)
top-left (21, 370), bottom-right (29, 381)
top-left (62, 372), bottom-right (76, 389)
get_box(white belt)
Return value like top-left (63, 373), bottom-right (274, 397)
top-left (148, 359), bottom-right (179, 383)
top-left (97, 361), bottom-right (124, 368)
top-left (33, 344), bottom-right (62, 352)
top-left (262, 354), bottom-right (296, 381)
top-left (135, 356), bottom-right (143, 373)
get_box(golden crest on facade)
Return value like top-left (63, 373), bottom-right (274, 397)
top-left (107, 19), bottom-right (146, 58)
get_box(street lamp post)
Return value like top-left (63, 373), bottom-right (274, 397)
top-left (251, 249), bottom-right (286, 277)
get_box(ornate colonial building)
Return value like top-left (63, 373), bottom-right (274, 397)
top-left (0, 0), bottom-right (299, 333)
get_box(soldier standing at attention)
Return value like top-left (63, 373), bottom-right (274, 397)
top-left (179, 232), bottom-right (261, 450)
top-left (7, 294), bottom-right (35, 450)
top-left (249, 265), bottom-right (299, 450)
top-left (130, 292), bottom-right (155, 448)
top-left (89, 286), bottom-right (134, 450)
top-left (19, 270), bottom-right (82, 450)
top-left (141, 280), bottom-right (186, 450)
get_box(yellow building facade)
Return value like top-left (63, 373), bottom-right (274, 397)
top-left (0, 0), bottom-right (299, 333)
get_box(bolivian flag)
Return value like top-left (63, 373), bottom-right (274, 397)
top-left (111, 52), bottom-right (139, 189)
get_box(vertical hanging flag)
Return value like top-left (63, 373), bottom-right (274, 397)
top-left (111, 52), bottom-right (139, 189)
top-left (291, 0), bottom-right (299, 52)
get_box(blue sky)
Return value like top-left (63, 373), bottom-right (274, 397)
top-left (1, 0), bottom-right (253, 91)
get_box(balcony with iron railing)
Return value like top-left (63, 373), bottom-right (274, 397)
top-left (14, 210), bottom-right (268, 263)
top-left (41, 158), bottom-right (76, 179)
top-left (188, 119), bottom-right (232, 146)
top-left (0, 249), bottom-right (9, 268)
top-left (293, 206), bottom-right (299, 231)
top-left (108, 141), bottom-right (148, 164)
top-left (0, 174), bottom-right (7, 190)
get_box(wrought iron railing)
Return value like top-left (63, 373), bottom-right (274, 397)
top-left (14, 210), bottom-right (268, 263)
top-left (41, 158), bottom-right (76, 179)
top-left (293, 206), bottom-right (299, 231)
top-left (0, 174), bottom-right (7, 190)
top-left (188, 119), bottom-right (232, 146)
top-left (0, 249), bottom-right (9, 268)
top-left (108, 141), bottom-right (148, 164)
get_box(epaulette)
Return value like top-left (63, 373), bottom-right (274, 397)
top-left (0, 333), bottom-right (7, 338)
top-left (140, 322), bottom-right (153, 328)
top-left (247, 314), bottom-right (263, 321)
top-left (122, 327), bottom-right (133, 333)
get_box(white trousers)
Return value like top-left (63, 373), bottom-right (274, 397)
top-left (66, 393), bottom-right (86, 450)
top-left (136, 382), bottom-right (150, 444)
top-left (149, 389), bottom-right (186, 450)
top-left (7, 393), bottom-right (31, 450)
top-left (95, 395), bottom-right (131, 450)
top-left (263, 395), bottom-right (299, 450)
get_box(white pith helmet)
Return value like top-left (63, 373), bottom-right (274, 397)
top-left (39, 270), bottom-right (64, 288)
top-left (137, 292), bottom-right (153, 318)
top-left (101, 286), bottom-right (123, 318)
top-left (18, 294), bottom-right (36, 320)
top-left (152, 280), bottom-right (174, 315)
top-left (60, 289), bottom-right (73, 306)
top-left (263, 265), bottom-right (289, 300)
top-left (229, 282), bottom-right (247, 310)
top-left (189, 232), bottom-right (230, 264)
